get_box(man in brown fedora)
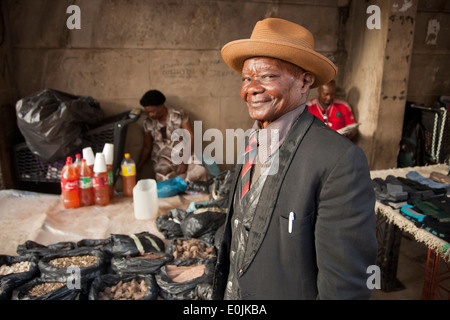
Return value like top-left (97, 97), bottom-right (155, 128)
top-left (213, 18), bottom-right (377, 300)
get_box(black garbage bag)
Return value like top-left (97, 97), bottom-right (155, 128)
top-left (156, 208), bottom-right (189, 239)
top-left (0, 254), bottom-right (39, 300)
top-left (195, 282), bottom-right (213, 300)
top-left (186, 179), bottom-right (213, 194)
top-left (155, 261), bottom-right (215, 300)
top-left (111, 251), bottom-right (173, 275)
top-left (76, 238), bottom-right (111, 249)
top-left (89, 273), bottom-right (159, 300)
top-left (180, 204), bottom-right (226, 241)
top-left (102, 232), bottom-right (165, 257)
top-left (15, 88), bottom-right (104, 162)
top-left (38, 247), bottom-right (106, 283)
top-left (11, 277), bottom-right (88, 300)
top-left (209, 169), bottom-right (235, 202)
top-left (16, 240), bottom-right (76, 258)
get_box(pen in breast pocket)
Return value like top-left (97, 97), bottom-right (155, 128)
top-left (288, 212), bottom-right (295, 233)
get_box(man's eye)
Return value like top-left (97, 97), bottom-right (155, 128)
top-left (262, 74), bottom-right (276, 79)
top-left (242, 77), bottom-right (251, 82)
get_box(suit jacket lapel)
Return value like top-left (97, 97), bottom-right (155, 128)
top-left (240, 110), bottom-right (315, 273)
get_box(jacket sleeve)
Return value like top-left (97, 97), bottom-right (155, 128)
top-left (315, 145), bottom-right (377, 299)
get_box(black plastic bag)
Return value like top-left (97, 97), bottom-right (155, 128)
top-left (102, 232), bottom-right (165, 257)
top-left (89, 273), bottom-right (159, 300)
top-left (209, 169), bottom-right (235, 203)
top-left (76, 238), bottom-right (111, 249)
top-left (156, 208), bottom-right (189, 239)
top-left (0, 254), bottom-right (39, 300)
top-left (15, 88), bottom-right (103, 162)
top-left (38, 247), bottom-right (106, 282)
top-left (180, 205), bottom-right (226, 241)
top-left (11, 277), bottom-right (88, 300)
top-left (16, 240), bottom-right (76, 258)
top-left (195, 282), bottom-right (213, 300)
top-left (155, 261), bottom-right (215, 300)
top-left (111, 251), bottom-right (173, 275)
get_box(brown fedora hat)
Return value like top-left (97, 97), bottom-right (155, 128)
top-left (221, 18), bottom-right (337, 88)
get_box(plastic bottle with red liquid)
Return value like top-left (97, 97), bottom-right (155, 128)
top-left (92, 153), bottom-right (110, 206)
top-left (61, 156), bottom-right (80, 209)
top-left (74, 153), bottom-right (82, 171)
top-left (78, 158), bottom-right (94, 206)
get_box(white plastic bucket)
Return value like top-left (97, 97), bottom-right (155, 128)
top-left (133, 179), bottom-right (159, 220)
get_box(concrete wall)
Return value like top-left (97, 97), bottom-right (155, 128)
top-left (0, 2), bottom-right (20, 189)
top-left (5, 0), bottom-right (344, 179)
top-left (408, 0), bottom-right (450, 107)
top-left (4, 0), bottom-right (450, 186)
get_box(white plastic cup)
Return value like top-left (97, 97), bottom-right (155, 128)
top-left (102, 143), bottom-right (114, 165)
top-left (82, 147), bottom-right (95, 167)
top-left (133, 179), bottom-right (159, 220)
top-left (93, 153), bottom-right (107, 173)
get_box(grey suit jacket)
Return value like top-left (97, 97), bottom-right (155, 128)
top-left (213, 109), bottom-right (377, 300)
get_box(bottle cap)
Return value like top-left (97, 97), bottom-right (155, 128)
top-left (93, 153), bottom-right (107, 173)
top-left (103, 143), bottom-right (114, 165)
top-left (82, 147), bottom-right (95, 166)
top-left (125, 153), bottom-right (130, 159)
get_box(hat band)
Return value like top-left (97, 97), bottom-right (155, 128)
top-left (251, 29), bottom-right (314, 50)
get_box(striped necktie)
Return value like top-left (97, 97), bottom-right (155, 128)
top-left (240, 130), bottom-right (259, 200)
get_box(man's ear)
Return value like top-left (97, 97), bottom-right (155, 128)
top-left (300, 72), bottom-right (315, 93)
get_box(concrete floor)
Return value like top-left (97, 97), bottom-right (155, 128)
top-left (370, 233), bottom-right (449, 300)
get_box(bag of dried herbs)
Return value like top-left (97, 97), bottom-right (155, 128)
top-left (155, 260), bottom-right (215, 300)
top-left (11, 277), bottom-right (87, 300)
top-left (102, 232), bottom-right (165, 257)
top-left (166, 238), bottom-right (216, 266)
top-left (110, 251), bottom-right (173, 275)
top-left (89, 273), bottom-right (159, 300)
top-left (0, 254), bottom-right (39, 300)
top-left (38, 247), bottom-right (106, 283)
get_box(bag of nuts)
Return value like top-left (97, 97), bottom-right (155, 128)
top-left (38, 247), bottom-right (106, 283)
top-left (11, 278), bottom-right (84, 300)
top-left (0, 254), bottom-right (39, 300)
top-left (88, 274), bottom-right (158, 300)
top-left (167, 238), bottom-right (216, 266)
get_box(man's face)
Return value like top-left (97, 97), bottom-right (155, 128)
top-left (144, 105), bottom-right (164, 119)
top-left (318, 84), bottom-right (335, 107)
top-left (240, 57), bottom-right (310, 127)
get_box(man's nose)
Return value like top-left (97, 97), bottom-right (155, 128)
top-left (246, 79), bottom-right (264, 94)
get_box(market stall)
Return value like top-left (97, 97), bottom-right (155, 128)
top-left (0, 185), bottom-right (225, 300)
top-left (371, 164), bottom-right (450, 300)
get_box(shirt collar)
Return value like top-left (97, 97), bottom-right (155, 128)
top-left (250, 104), bottom-right (306, 162)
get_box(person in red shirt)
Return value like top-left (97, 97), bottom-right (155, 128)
top-left (307, 80), bottom-right (357, 140)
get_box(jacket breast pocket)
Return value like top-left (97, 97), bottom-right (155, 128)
top-left (278, 212), bottom-right (314, 238)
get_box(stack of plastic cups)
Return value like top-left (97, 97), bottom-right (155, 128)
top-left (93, 153), bottom-right (110, 206)
top-left (102, 143), bottom-right (114, 199)
top-left (83, 147), bottom-right (95, 171)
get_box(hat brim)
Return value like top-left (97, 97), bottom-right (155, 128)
top-left (221, 39), bottom-right (337, 88)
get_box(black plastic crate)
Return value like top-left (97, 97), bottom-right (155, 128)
top-left (13, 109), bottom-right (141, 193)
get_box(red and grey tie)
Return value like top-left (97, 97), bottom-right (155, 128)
top-left (240, 130), bottom-right (259, 200)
